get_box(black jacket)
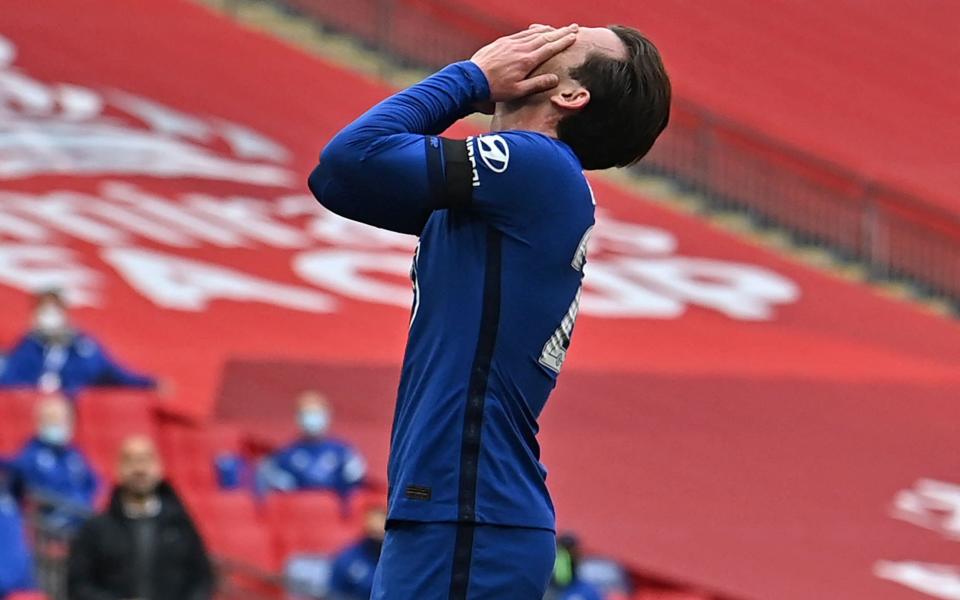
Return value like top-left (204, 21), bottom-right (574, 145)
top-left (67, 481), bottom-right (214, 600)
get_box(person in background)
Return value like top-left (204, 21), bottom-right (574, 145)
top-left (12, 394), bottom-right (98, 530)
top-left (0, 289), bottom-right (157, 397)
top-left (328, 502), bottom-right (387, 600)
top-left (67, 436), bottom-right (214, 600)
top-left (546, 533), bottom-right (605, 600)
top-left (257, 391), bottom-right (366, 498)
top-left (0, 460), bottom-right (35, 599)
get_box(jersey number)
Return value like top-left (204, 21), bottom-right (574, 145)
top-left (538, 227), bottom-right (592, 374)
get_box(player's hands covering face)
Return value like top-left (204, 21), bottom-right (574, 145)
top-left (470, 24), bottom-right (578, 104)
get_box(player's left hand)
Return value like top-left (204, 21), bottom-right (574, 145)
top-left (470, 24), bottom-right (579, 103)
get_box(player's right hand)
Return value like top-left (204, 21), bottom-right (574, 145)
top-left (470, 24), bottom-right (579, 102)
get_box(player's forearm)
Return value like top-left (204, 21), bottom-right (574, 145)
top-left (308, 62), bottom-right (488, 235)
top-left (339, 61), bottom-right (489, 140)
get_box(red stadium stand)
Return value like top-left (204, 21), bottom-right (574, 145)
top-left (347, 487), bottom-right (387, 516)
top-left (3, 2), bottom-right (960, 599)
top-left (206, 520), bottom-right (278, 572)
top-left (264, 491), bottom-right (361, 557)
top-left (74, 390), bottom-right (158, 481)
top-left (634, 592), bottom-right (711, 600)
top-left (182, 489), bottom-right (260, 533)
top-left (159, 422), bottom-right (244, 492)
top-left (0, 390), bottom-right (39, 455)
top-left (206, 519), bottom-right (283, 600)
top-left (286, 0), bottom-right (960, 297)
top-left (179, 488), bottom-right (281, 596)
top-left (5, 592), bottom-right (49, 600)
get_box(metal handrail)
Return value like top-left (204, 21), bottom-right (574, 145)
top-left (245, 0), bottom-right (958, 303)
top-left (664, 97), bottom-right (960, 228)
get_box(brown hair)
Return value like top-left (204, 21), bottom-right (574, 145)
top-left (557, 25), bottom-right (671, 170)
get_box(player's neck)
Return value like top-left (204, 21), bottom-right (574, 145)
top-left (490, 102), bottom-right (561, 138)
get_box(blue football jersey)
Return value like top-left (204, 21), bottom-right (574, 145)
top-left (310, 61), bottom-right (594, 531)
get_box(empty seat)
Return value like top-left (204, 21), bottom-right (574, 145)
top-left (264, 491), bottom-right (361, 558)
top-left (182, 490), bottom-right (260, 539)
top-left (0, 390), bottom-right (40, 454)
top-left (160, 423), bottom-right (243, 492)
top-left (74, 390), bottom-right (158, 481)
top-left (75, 389), bottom-right (157, 433)
top-left (209, 520), bottom-right (284, 600)
top-left (5, 592), bottom-right (48, 600)
top-left (205, 518), bottom-right (278, 572)
top-left (634, 591), bottom-right (712, 600)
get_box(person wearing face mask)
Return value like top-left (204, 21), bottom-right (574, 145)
top-left (328, 501), bottom-right (387, 600)
top-left (67, 435), bottom-right (214, 600)
top-left (0, 289), bottom-right (157, 397)
top-left (257, 391), bottom-right (367, 499)
top-left (11, 394), bottom-right (99, 530)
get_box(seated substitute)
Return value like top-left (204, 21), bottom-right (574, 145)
top-left (328, 502), bottom-right (387, 600)
top-left (67, 435), bottom-right (214, 600)
top-left (12, 394), bottom-right (98, 529)
top-left (546, 533), bottom-right (606, 600)
top-left (0, 289), bottom-right (157, 396)
top-left (0, 461), bottom-right (35, 598)
top-left (257, 391), bottom-right (366, 498)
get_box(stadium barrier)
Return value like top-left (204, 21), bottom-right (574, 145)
top-left (241, 0), bottom-right (960, 303)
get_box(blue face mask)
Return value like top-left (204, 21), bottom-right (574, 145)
top-left (299, 409), bottom-right (330, 436)
top-left (39, 423), bottom-right (71, 446)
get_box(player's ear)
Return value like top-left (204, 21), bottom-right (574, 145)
top-left (549, 83), bottom-right (590, 112)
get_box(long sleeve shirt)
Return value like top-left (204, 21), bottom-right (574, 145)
top-left (309, 61), bottom-right (595, 531)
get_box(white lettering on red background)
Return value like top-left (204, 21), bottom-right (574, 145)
top-left (0, 184), bottom-right (799, 319)
top-left (876, 479), bottom-right (960, 598)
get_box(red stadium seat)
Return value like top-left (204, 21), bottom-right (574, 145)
top-left (0, 390), bottom-right (40, 454)
top-left (345, 487), bottom-right (388, 532)
top-left (182, 490), bottom-right (261, 538)
top-left (264, 491), bottom-right (361, 558)
top-left (634, 591), bottom-right (712, 600)
top-left (75, 389), bottom-right (157, 432)
top-left (205, 519), bottom-right (279, 572)
top-left (5, 592), bottom-right (48, 600)
top-left (160, 422), bottom-right (243, 492)
top-left (74, 390), bottom-right (158, 481)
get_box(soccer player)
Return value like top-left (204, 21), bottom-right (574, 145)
top-left (309, 23), bottom-right (670, 600)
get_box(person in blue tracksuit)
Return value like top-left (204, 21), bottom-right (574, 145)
top-left (257, 391), bottom-right (366, 498)
top-left (309, 23), bottom-right (670, 600)
top-left (328, 504), bottom-right (386, 600)
top-left (0, 462), bottom-right (35, 598)
top-left (12, 394), bottom-right (98, 530)
top-left (0, 289), bottom-right (156, 397)
top-left (548, 533), bottom-right (606, 600)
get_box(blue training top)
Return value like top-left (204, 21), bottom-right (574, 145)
top-left (309, 61), bottom-right (594, 531)
top-left (13, 437), bottom-right (99, 508)
top-left (258, 437), bottom-right (366, 497)
top-left (0, 331), bottom-right (156, 396)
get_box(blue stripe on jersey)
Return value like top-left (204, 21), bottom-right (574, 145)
top-left (310, 62), bottom-right (595, 532)
top-left (458, 226), bottom-right (501, 521)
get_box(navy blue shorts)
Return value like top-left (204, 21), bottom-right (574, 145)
top-left (370, 521), bottom-right (556, 600)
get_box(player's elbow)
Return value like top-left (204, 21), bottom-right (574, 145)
top-left (308, 135), bottom-right (355, 214)
top-left (306, 160), bottom-right (333, 208)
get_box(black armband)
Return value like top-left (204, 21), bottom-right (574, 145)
top-left (426, 136), bottom-right (474, 209)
